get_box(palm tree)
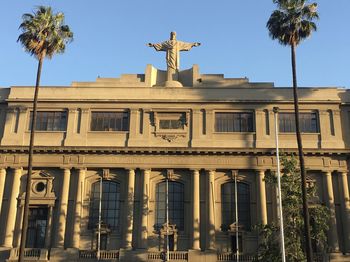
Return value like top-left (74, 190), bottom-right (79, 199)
top-left (267, 1), bottom-right (318, 261)
top-left (17, 6), bottom-right (73, 261)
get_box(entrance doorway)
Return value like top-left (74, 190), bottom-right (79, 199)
top-left (26, 207), bottom-right (48, 248)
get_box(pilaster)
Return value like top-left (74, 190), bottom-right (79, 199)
top-left (207, 169), bottom-right (215, 250)
top-left (2, 167), bottom-right (22, 247)
top-left (140, 169), bottom-right (150, 249)
top-left (339, 171), bottom-right (350, 252)
top-left (0, 168), bottom-right (6, 216)
top-left (192, 169), bottom-right (200, 250)
top-left (72, 168), bottom-right (86, 248)
top-left (124, 169), bottom-right (135, 249)
top-left (323, 171), bottom-right (339, 251)
top-left (256, 170), bottom-right (267, 225)
top-left (55, 168), bottom-right (71, 248)
top-left (63, 108), bottom-right (78, 146)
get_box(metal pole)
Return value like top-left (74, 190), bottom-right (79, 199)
top-left (273, 107), bottom-right (286, 262)
top-left (166, 175), bottom-right (169, 261)
top-left (234, 172), bottom-right (239, 262)
top-left (97, 176), bottom-right (102, 260)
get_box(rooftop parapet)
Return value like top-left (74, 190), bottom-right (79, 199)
top-left (71, 65), bottom-right (274, 88)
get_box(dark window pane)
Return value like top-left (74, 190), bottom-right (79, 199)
top-left (215, 112), bottom-right (254, 132)
top-left (29, 111), bottom-right (67, 131)
top-left (221, 182), bottom-right (251, 230)
top-left (89, 180), bottom-right (120, 230)
top-left (90, 112), bottom-right (129, 131)
top-left (156, 181), bottom-right (184, 230)
top-left (279, 113), bottom-right (318, 133)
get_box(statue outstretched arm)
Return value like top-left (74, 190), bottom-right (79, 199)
top-left (147, 42), bottom-right (166, 51)
top-left (178, 41), bottom-right (201, 51)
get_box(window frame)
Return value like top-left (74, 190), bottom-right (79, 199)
top-left (88, 180), bottom-right (121, 231)
top-left (155, 181), bottom-right (185, 231)
top-left (214, 111), bottom-right (255, 133)
top-left (278, 111), bottom-right (319, 133)
top-left (221, 181), bottom-right (251, 231)
top-left (89, 110), bottom-right (130, 132)
top-left (28, 110), bottom-right (68, 132)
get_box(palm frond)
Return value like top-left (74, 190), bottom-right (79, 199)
top-left (17, 5), bottom-right (73, 60)
top-left (267, 0), bottom-right (318, 46)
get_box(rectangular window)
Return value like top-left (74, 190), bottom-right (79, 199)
top-left (279, 112), bottom-right (318, 133)
top-left (215, 112), bottom-right (254, 132)
top-left (29, 111), bottom-right (67, 131)
top-left (158, 113), bottom-right (186, 130)
top-left (90, 111), bottom-right (129, 131)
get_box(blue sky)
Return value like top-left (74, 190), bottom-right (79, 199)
top-left (0, 0), bottom-right (349, 88)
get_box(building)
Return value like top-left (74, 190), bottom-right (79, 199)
top-left (0, 64), bottom-right (349, 261)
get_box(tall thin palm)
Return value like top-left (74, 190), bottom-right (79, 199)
top-left (267, 1), bottom-right (318, 261)
top-left (17, 6), bottom-right (73, 261)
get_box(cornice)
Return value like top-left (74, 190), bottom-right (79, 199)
top-left (0, 146), bottom-right (348, 157)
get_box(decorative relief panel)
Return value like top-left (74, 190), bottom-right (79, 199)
top-left (19, 170), bottom-right (56, 206)
top-left (150, 110), bottom-right (190, 142)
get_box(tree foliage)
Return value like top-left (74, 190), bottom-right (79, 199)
top-left (18, 6), bottom-right (73, 60)
top-left (267, 0), bottom-right (319, 46)
top-left (256, 156), bottom-right (330, 262)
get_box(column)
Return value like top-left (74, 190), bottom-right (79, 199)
top-left (0, 168), bottom-right (6, 215)
top-left (257, 170), bottom-right (267, 225)
top-left (45, 205), bottom-right (54, 248)
top-left (340, 171), bottom-right (350, 252)
top-left (140, 169), bottom-right (150, 249)
top-left (192, 169), bottom-right (200, 250)
top-left (2, 167), bottom-right (22, 247)
top-left (323, 171), bottom-right (339, 251)
top-left (55, 168), bottom-right (71, 248)
top-left (124, 169), bottom-right (135, 249)
top-left (72, 168), bottom-right (86, 248)
top-left (207, 170), bottom-right (215, 250)
top-left (14, 204), bottom-right (24, 247)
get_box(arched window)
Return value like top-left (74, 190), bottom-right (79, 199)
top-left (89, 180), bottom-right (120, 230)
top-left (221, 182), bottom-right (251, 230)
top-left (156, 181), bottom-right (184, 230)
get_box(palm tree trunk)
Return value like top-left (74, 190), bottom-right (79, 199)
top-left (291, 43), bottom-right (313, 262)
top-left (18, 56), bottom-right (43, 262)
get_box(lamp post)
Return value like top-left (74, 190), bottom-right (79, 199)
top-left (165, 173), bottom-right (169, 261)
top-left (234, 172), bottom-right (239, 262)
top-left (97, 176), bottom-right (102, 260)
top-left (273, 107), bottom-right (286, 262)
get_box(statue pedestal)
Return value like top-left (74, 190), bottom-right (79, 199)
top-left (164, 80), bottom-right (183, 87)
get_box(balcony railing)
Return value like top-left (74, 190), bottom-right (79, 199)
top-left (9, 248), bottom-right (48, 260)
top-left (148, 251), bottom-right (188, 261)
top-left (78, 250), bottom-right (119, 260)
top-left (217, 252), bottom-right (328, 262)
top-left (217, 253), bottom-right (255, 261)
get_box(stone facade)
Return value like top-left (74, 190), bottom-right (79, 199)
top-left (0, 65), bottom-right (349, 261)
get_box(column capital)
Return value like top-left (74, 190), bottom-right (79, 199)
top-left (68, 108), bottom-right (77, 113)
top-left (190, 169), bottom-right (200, 173)
top-left (339, 170), bottom-right (349, 176)
top-left (60, 166), bottom-right (71, 171)
top-left (10, 167), bottom-right (23, 171)
top-left (18, 107), bottom-right (27, 113)
top-left (75, 167), bottom-right (87, 171)
top-left (142, 169), bottom-right (151, 175)
top-left (321, 170), bottom-right (333, 175)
